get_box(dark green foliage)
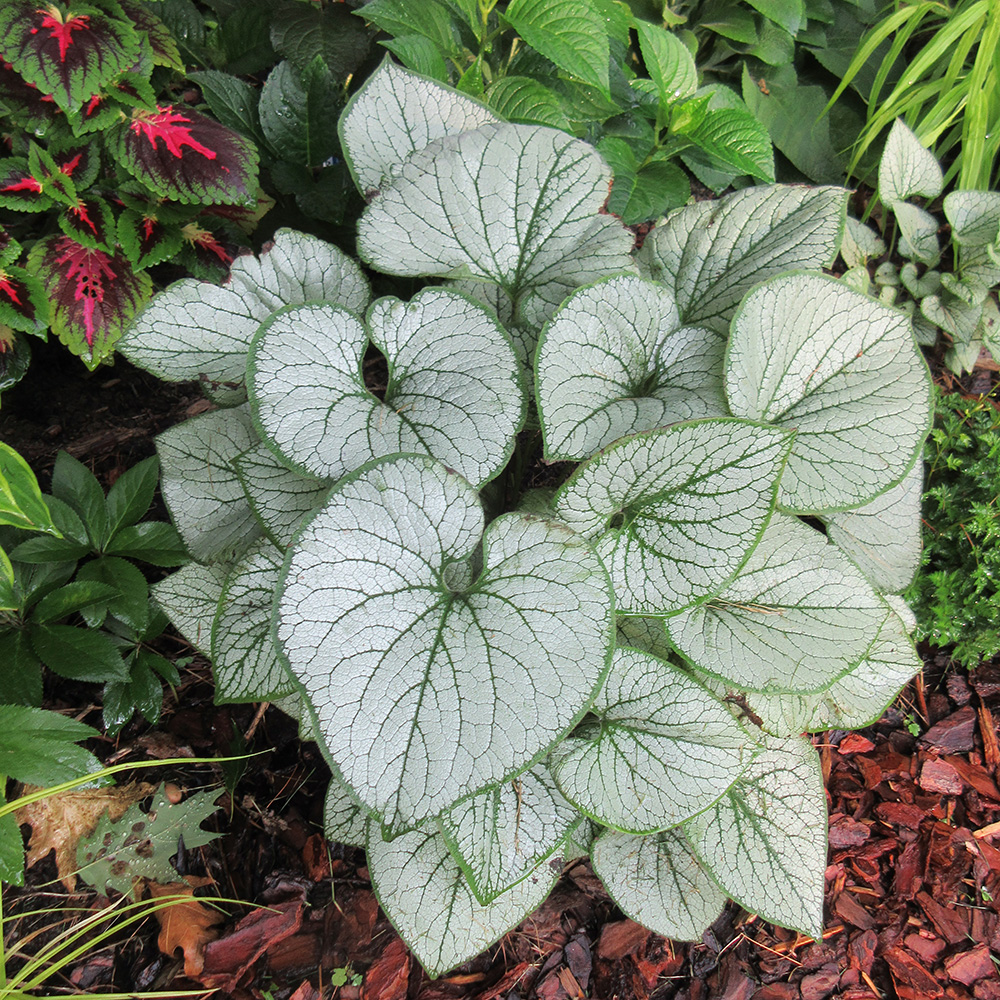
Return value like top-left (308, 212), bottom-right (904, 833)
top-left (906, 388), bottom-right (1000, 668)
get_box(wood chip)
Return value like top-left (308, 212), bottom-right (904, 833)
top-left (979, 703), bottom-right (1000, 770)
top-left (361, 938), bottom-right (410, 1000)
top-left (919, 706), bottom-right (978, 754)
top-left (916, 891), bottom-right (970, 945)
top-left (829, 816), bottom-right (871, 849)
top-left (838, 734), bottom-right (876, 755)
top-left (920, 758), bottom-right (964, 795)
top-left (884, 946), bottom-right (944, 998)
top-left (834, 892), bottom-right (875, 931)
top-left (945, 944), bottom-right (996, 987)
top-left (597, 919), bottom-right (648, 960)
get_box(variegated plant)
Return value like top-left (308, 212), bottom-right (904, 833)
top-left (119, 60), bottom-right (931, 978)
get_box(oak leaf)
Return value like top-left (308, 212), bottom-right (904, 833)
top-left (147, 875), bottom-right (224, 977)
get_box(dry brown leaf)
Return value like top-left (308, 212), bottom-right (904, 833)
top-left (147, 875), bottom-right (225, 978)
top-left (15, 781), bottom-right (155, 890)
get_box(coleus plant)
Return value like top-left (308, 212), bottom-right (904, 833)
top-left (0, 0), bottom-right (259, 380)
top-left (119, 61), bottom-right (931, 976)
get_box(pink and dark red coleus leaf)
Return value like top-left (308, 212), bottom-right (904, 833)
top-left (0, 1), bottom-right (140, 113)
top-left (178, 221), bottom-right (239, 282)
top-left (50, 142), bottom-right (100, 188)
top-left (118, 0), bottom-right (183, 73)
top-left (107, 104), bottom-right (259, 205)
top-left (116, 208), bottom-right (183, 269)
top-left (0, 265), bottom-right (50, 335)
top-left (0, 226), bottom-right (23, 266)
top-left (0, 329), bottom-right (33, 393)
top-left (0, 158), bottom-right (52, 212)
top-left (28, 234), bottom-right (151, 369)
top-left (27, 140), bottom-right (78, 205)
top-left (0, 61), bottom-right (61, 130)
top-left (59, 194), bottom-right (116, 250)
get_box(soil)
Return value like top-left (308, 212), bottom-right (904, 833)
top-left (2, 337), bottom-right (1000, 1000)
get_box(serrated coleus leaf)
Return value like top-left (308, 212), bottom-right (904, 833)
top-left (684, 733), bottom-right (827, 939)
top-left (234, 443), bottom-right (332, 549)
top-left (591, 827), bottom-right (727, 941)
top-left (156, 405), bottom-right (261, 563)
top-left (116, 209), bottom-right (184, 270)
top-left (536, 274), bottom-right (727, 460)
top-left (637, 185), bottom-right (847, 335)
top-left (0, 227), bottom-right (21, 267)
top-left (28, 235), bottom-right (152, 369)
top-left (152, 561), bottom-right (232, 655)
top-left (211, 538), bottom-right (294, 703)
top-left (554, 420), bottom-right (792, 615)
top-left (551, 647), bottom-right (757, 833)
top-left (339, 55), bottom-right (500, 196)
top-left (59, 195), bottom-right (116, 251)
top-left (275, 455), bottom-right (614, 830)
top-left (730, 603), bottom-right (921, 736)
top-left (726, 273), bottom-right (932, 512)
top-left (878, 119), bottom-right (943, 207)
top-left (438, 766), bottom-right (583, 904)
top-left (27, 141), bottom-right (77, 206)
top-left (825, 462), bottom-right (922, 593)
top-left (118, 0), bottom-right (184, 72)
top-left (107, 104), bottom-right (259, 205)
top-left (120, 228), bottom-right (370, 402)
top-left (0, 1), bottom-right (139, 113)
top-left (667, 513), bottom-right (886, 692)
top-left (248, 291), bottom-right (525, 487)
top-left (0, 62), bottom-right (60, 131)
top-left (357, 123), bottom-right (630, 306)
top-left (368, 823), bottom-right (557, 978)
top-left (0, 158), bottom-right (51, 212)
top-left (0, 265), bottom-right (49, 334)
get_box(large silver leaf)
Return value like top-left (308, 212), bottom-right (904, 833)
top-left (338, 56), bottom-right (500, 195)
top-left (368, 824), bottom-right (556, 978)
top-left (324, 774), bottom-right (369, 849)
top-left (550, 647), bottom-right (757, 833)
top-left (726, 273), bottom-right (931, 512)
top-left (210, 538), bottom-right (294, 703)
top-left (120, 230), bottom-right (369, 402)
top-left (248, 292), bottom-right (524, 487)
top-left (156, 406), bottom-right (261, 563)
top-left (554, 420), bottom-right (792, 614)
top-left (825, 462), bottom-right (922, 593)
top-left (357, 122), bottom-right (627, 301)
top-left (737, 603), bottom-right (921, 735)
top-left (684, 733), bottom-right (827, 939)
top-left (151, 560), bottom-right (231, 655)
top-left (668, 513), bottom-right (886, 692)
top-left (438, 767), bottom-right (583, 904)
top-left (637, 185), bottom-right (847, 334)
top-left (233, 443), bottom-right (332, 549)
top-left (878, 119), bottom-right (943, 207)
top-left (537, 274), bottom-right (727, 460)
top-left (275, 455), bottom-right (613, 830)
top-left (591, 827), bottom-right (726, 941)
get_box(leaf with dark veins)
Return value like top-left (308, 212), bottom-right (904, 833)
top-left (59, 195), bottom-right (116, 252)
top-left (0, 1), bottom-right (139, 113)
top-left (28, 235), bottom-right (151, 369)
top-left (107, 104), bottom-right (259, 205)
top-left (0, 265), bottom-right (49, 334)
top-left (0, 158), bottom-right (51, 212)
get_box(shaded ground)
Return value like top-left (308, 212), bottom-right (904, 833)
top-left (2, 340), bottom-right (1000, 1000)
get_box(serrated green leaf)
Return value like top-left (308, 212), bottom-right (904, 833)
top-left (361, 0), bottom-right (461, 58)
top-left (248, 291), bottom-right (525, 487)
top-left (504, 0), bottom-right (610, 94)
top-left (746, 0), bottom-right (804, 33)
top-left (486, 76), bottom-right (571, 129)
top-left (381, 34), bottom-right (451, 81)
top-left (188, 70), bottom-right (266, 150)
top-left (0, 442), bottom-right (60, 534)
top-left (77, 785), bottom-right (222, 896)
top-left (30, 624), bottom-right (130, 683)
top-left (276, 455), bottom-right (613, 830)
top-left (878, 118), bottom-right (943, 207)
top-left (551, 648), bottom-right (756, 833)
top-left (120, 229), bottom-right (370, 402)
top-left (29, 578), bottom-right (121, 625)
top-left (682, 106), bottom-right (774, 182)
top-left (725, 273), bottom-right (932, 512)
top-left (105, 455), bottom-right (158, 540)
top-left (105, 522), bottom-right (188, 567)
top-left (554, 420), bottom-right (792, 615)
top-left (637, 184), bottom-right (847, 335)
top-left (0, 787), bottom-right (24, 885)
top-left (51, 451), bottom-right (108, 550)
top-left (152, 560), bottom-right (232, 655)
top-left (234, 443), bottom-right (332, 549)
top-left (667, 513), bottom-right (886, 692)
top-left (826, 462), bottom-right (922, 593)
top-left (259, 58), bottom-right (340, 169)
top-left (684, 733), bottom-right (826, 939)
top-left (634, 21), bottom-right (697, 105)
top-left (0, 629), bottom-right (43, 705)
top-left (75, 557), bottom-right (148, 632)
top-left (368, 824), bottom-right (557, 978)
top-left (211, 538), bottom-right (294, 703)
top-left (591, 826), bottom-right (726, 941)
top-left (156, 406), bottom-right (261, 564)
top-left (338, 56), bottom-right (499, 195)
top-left (269, 2), bottom-right (370, 77)
top-left (439, 767), bottom-right (582, 904)
top-left (537, 274), bottom-right (727, 460)
top-left (0, 704), bottom-right (99, 786)
top-left (613, 159), bottom-right (691, 225)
